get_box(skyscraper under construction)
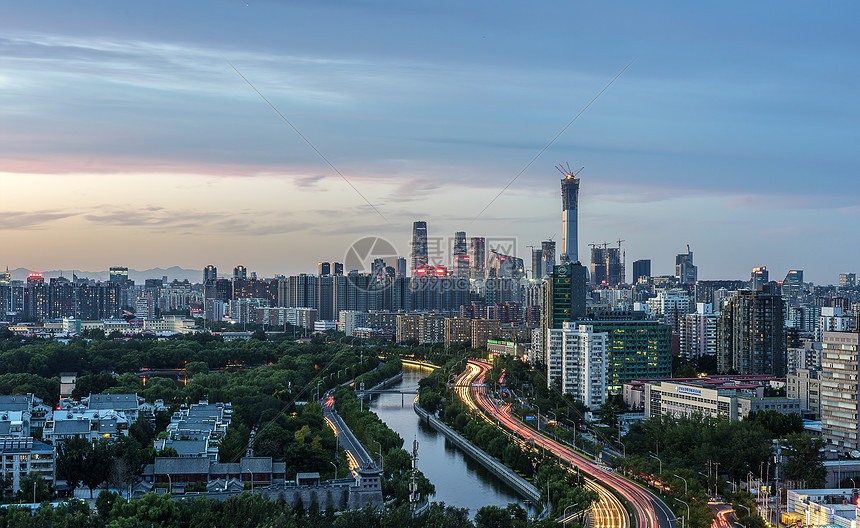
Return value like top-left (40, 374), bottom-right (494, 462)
top-left (559, 166), bottom-right (581, 264)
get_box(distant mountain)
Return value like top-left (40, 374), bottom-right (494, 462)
top-left (7, 266), bottom-right (202, 284)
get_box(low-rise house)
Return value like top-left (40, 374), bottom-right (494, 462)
top-left (85, 394), bottom-right (148, 423)
top-left (142, 456), bottom-right (287, 490)
top-left (0, 411), bottom-right (28, 438)
top-left (0, 437), bottom-right (56, 496)
top-left (0, 394), bottom-right (52, 430)
top-left (43, 409), bottom-right (125, 445)
top-left (166, 401), bottom-right (231, 448)
top-left (153, 438), bottom-right (216, 461)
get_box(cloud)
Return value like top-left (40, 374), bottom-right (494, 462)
top-left (0, 210), bottom-right (77, 230)
top-left (294, 174), bottom-right (327, 188)
top-left (84, 208), bottom-right (219, 229)
top-left (83, 205), bottom-right (315, 237)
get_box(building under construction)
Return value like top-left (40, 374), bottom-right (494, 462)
top-left (590, 243), bottom-right (625, 287)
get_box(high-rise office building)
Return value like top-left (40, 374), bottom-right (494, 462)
top-left (560, 170), bottom-right (580, 264)
top-left (717, 285), bottom-right (786, 376)
top-left (109, 266), bottom-right (129, 284)
top-left (632, 259), bottom-right (651, 284)
top-left (674, 246), bottom-right (697, 284)
top-left (332, 262), bottom-right (343, 276)
top-left (453, 231), bottom-right (469, 277)
top-left (749, 266), bottom-right (768, 290)
top-left (839, 273), bottom-right (856, 288)
top-left (470, 237), bottom-right (486, 279)
top-left (318, 262), bottom-right (331, 276)
top-left (396, 258), bottom-right (407, 278)
top-left (541, 240), bottom-right (556, 278)
top-left (412, 221), bottom-right (428, 273)
top-left (542, 263), bottom-right (587, 332)
top-left (233, 266), bottom-right (247, 281)
top-left (531, 248), bottom-right (544, 280)
top-left (782, 270), bottom-right (804, 308)
top-left (203, 265), bottom-right (217, 282)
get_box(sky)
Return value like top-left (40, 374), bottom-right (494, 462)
top-left (1, 1), bottom-right (858, 284)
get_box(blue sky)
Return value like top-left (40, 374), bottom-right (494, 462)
top-left (1, 1), bottom-right (858, 283)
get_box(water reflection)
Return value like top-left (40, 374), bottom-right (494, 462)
top-left (369, 365), bottom-right (527, 517)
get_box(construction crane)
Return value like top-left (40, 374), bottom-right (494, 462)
top-left (555, 163), bottom-right (585, 179)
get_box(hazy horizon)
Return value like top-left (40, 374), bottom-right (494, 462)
top-left (3, 2), bottom-right (858, 284)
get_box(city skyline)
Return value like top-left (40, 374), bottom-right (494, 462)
top-left (2, 2), bottom-right (858, 284)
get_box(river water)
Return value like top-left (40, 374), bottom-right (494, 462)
top-left (369, 365), bottom-right (527, 517)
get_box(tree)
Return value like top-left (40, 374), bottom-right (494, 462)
top-left (157, 446), bottom-right (180, 458)
top-left (475, 504), bottom-right (528, 528)
top-left (18, 471), bottom-right (51, 503)
top-left (782, 432), bottom-right (827, 488)
top-left (81, 439), bottom-right (112, 498)
top-left (70, 373), bottom-right (118, 400)
top-left (96, 490), bottom-right (123, 520)
top-left (185, 361), bottom-right (209, 376)
top-left (57, 436), bottom-right (91, 492)
top-left (129, 416), bottom-right (155, 446)
top-left (0, 472), bottom-right (12, 499)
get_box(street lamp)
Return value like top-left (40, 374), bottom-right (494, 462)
top-left (166, 473), bottom-right (172, 494)
top-left (371, 439), bottom-right (384, 471)
top-left (675, 498), bottom-right (689, 528)
top-left (247, 468), bottom-right (254, 492)
top-left (534, 404), bottom-right (541, 431)
top-left (697, 471), bottom-right (710, 497)
top-left (737, 504), bottom-right (750, 517)
top-left (674, 474), bottom-right (688, 495)
top-left (562, 502), bottom-right (579, 528)
top-left (330, 461), bottom-right (338, 479)
top-left (650, 453), bottom-right (663, 474)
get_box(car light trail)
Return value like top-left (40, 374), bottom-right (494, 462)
top-left (457, 360), bottom-right (675, 528)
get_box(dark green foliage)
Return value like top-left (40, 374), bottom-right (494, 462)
top-left (70, 373), bottom-right (118, 400)
top-left (17, 472), bottom-right (51, 503)
top-left (474, 503), bottom-right (529, 528)
top-left (781, 432), bottom-right (827, 487)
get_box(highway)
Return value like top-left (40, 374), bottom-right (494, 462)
top-left (321, 391), bottom-right (379, 474)
top-left (458, 360), bottom-right (676, 528)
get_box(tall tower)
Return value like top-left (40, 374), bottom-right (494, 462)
top-left (558, 165), bottom-right (581, 264)
top-left (203, 265), bottom-right (217, 282)
top-left (675, 245), bottom-right (697, 284)
top-left (453, 231), bottom-right (469, 277)
top-left (470, 237), bottom-right (486, 279)
top-left (541, 240), bottom-right (556, 278)
top-left (411, 221), bottom-right (428, 272)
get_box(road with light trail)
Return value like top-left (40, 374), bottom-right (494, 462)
top-left (459, 360), bottom-right (676, 528)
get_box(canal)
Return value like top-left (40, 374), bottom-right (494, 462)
top-left (369, 364), bottom-right (527, 517)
